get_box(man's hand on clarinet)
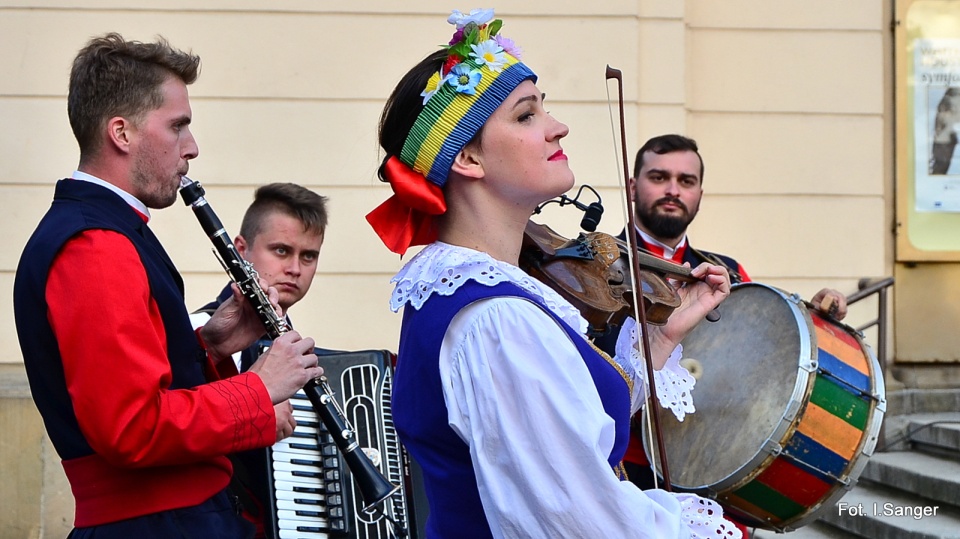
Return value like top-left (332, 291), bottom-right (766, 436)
top-left (248, 331), bottom-right (322, 404)
top-left (274, 400), bottom-right (296, 442)
top-left (201, 280), bottom-right (283, 363)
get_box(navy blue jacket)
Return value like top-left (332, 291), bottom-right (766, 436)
top-left (14, 179), bottom-right (207, 460)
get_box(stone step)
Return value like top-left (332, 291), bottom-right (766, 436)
top-left (860, 450), bottom-right (960, 507)
top-left (818, 482), bottom-right (960, 539)
top-left (880, 412), bottom-right (960, 453)
top-left (907, 414), bottom-right (960, 455)
top-left (886, 389), bottom-right (960, 416)
top-left (751, 520), bottom-right (860, 538)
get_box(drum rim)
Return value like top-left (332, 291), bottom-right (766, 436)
top-left (779, 340), bottom-right (887, 531)
top-left (645, 283), bottom-right (815, 492)
top-left (645, 283), bottom-right (888, 532)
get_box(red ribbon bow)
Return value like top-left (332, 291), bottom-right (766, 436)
top-left (366, 156), bottom-right (447, 255)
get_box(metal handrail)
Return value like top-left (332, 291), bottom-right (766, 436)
top-left (844, 276), bottom-right (895, 453)
top-left (847, 276), bottom-right (895, 369)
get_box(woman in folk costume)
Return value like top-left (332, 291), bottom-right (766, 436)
top-left (366, 9), bottom-right (741, 539)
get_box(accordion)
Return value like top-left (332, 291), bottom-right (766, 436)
top-left (237, 344), bottom-right (426, 539)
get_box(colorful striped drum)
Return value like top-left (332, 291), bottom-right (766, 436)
top-left (646, 283), bottom-right (886, 532)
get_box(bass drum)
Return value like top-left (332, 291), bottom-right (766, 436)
top-left (645, 282), bottom-right (886, 532)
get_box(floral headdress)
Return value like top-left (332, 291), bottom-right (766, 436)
top-left (367, 8), bottom-right (537, 255)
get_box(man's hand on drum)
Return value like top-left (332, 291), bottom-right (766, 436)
top-left (650, 262), bottom-right (730, 356)
top-left (811, 288), bottom-right (848, 321)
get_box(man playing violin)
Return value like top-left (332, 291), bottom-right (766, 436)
top-left (594, 133), bottom-right (849, 535)
top-left (611, 133), bottom-right (846, 313)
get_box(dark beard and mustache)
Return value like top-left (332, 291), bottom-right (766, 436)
top-left (636, 197), bottom-right (697, 240)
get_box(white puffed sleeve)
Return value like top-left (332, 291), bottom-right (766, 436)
top-left (615, 317), bottom-right (696, 420)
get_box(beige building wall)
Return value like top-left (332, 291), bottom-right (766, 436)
top-left (0, 1), bottom-right (892, 537)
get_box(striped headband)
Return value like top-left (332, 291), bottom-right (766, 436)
top-left (400, 8), bottom-right (537, 187)
top-left (366, 9), bottom-right (537, 255)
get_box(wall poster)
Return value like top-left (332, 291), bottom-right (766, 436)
top-left (913, 38), bottom-right (960, 211)
top-left (897, 0), bottom-right (960, 258)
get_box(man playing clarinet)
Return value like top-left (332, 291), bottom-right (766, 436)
top-left (13, 33), bottom-right (322, 539)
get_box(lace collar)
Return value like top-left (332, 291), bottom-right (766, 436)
top-left (390, 242), bottom-right (587, 334)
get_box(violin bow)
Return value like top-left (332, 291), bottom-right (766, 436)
top-left (605, 65), bottom-right (672, 491)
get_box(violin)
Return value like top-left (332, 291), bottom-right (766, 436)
top-left (520, 220), bottom-right (696, 337)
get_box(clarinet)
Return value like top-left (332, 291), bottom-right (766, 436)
top-left (179, 176), bottom-right (399, 511)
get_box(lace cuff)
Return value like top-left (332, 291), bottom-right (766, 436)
top-left (675, 493), bottom-right (744, 539)
top-left (615, 317), bottom-right (696, 421)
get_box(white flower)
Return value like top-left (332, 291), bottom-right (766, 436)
top-left (448, 8), bottom-right (495, 29)
top-left (469, 40), bottom-right (506, 72)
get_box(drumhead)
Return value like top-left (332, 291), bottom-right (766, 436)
top-left (646, 283), bottom-right (813, 489)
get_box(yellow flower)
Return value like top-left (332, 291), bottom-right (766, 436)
top-left (420, 71), bottom-right (443, 104)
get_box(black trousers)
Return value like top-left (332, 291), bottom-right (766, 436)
top-left (67, 489), bottom-right (255, 539)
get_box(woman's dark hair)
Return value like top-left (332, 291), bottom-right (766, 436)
top-left (376, 50), bottom-right (448, 183)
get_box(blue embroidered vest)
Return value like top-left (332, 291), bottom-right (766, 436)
top-left (392, 280), bottom-right (631, 539)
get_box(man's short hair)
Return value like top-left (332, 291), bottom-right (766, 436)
top-left (239, 183), bottom-right (329, 242)
top-left (68, 33), bottom-right (201, 160)
top-left (633, 134), bottom-right (705, 183)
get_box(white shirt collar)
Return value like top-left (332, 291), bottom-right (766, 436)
top-left (389, 241), bottom-right (588, 334)
top-left (71, 171), bottom-right (151, 221)
top-left (636, 226), bottom-right (687, 260)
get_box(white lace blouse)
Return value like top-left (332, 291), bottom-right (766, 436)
top-left (390, 242), bottom-right (740, 539)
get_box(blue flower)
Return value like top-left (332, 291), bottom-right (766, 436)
top-left (445, 63), bottom-right (481, 95)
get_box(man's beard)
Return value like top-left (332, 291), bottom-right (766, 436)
top-left (637, 198), bottom-right (697, 240)
top-left (131, 156), bottom-right (180, 208)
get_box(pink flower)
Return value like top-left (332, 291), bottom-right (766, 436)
top-left (495, 35), bottom-right (522, 59)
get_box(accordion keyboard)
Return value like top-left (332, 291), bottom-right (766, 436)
top-left (262, 348), bottom-right (419, 539)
